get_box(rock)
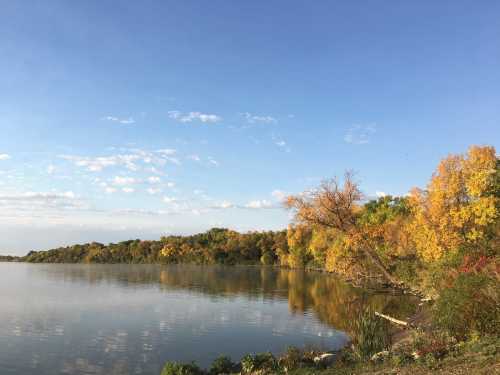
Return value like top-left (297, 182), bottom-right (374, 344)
top-left (370, 350), bottom-right (390, 362)
top-left (313, 353), bottom-right (337, 366)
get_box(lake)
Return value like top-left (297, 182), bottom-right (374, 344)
top-left (0, 263), bottom-right (416, 374)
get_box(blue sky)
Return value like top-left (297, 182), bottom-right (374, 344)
top-left (1, 1), bottom-right (499, 253)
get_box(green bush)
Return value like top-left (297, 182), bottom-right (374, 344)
top-left (240, 352), bottom-right (279, 373)
top-left (433, 273), bottom-right (500, 339)
top-left (352, 309), bottom-right (391, 360)
top-left (260, 252), bottom-right (275, 265)
top-left (161, 361), bottom-right (204, 375)
top-left (209, 355), bottom-right (236, 374)
top-left (278, 346), bottom-right (303, 371)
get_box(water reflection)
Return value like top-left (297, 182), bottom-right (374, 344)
top-left (0, 263), bottom-right (416, 374)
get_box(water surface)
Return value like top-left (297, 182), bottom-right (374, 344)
top-left (0, 263), bottom-right (416, 374)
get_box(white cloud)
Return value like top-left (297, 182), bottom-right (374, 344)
top-left (0, 154), bottom-right (11, 161)
top-left (242, 112), bottom-right (277, 124)
top-left (275, 140), bottom-right (286, 147)
top-left (376, 191), bottom-right (387, 198)
top-left (212, 200), bottom-right (233, 209)
top-left (147, 187), bottom-right (161, 195)
top-left (166, 182), bottom-right (175, 188)
top-left (60, 148), bottom-right (180, 173)
top-left (0, 191), bottom-right (84, 212)
top-left (244, 199), bottom-right (274, 209)
top-left (122, 187), bottom-right (135, 193)
top-left (112, 176), bottom-right (137, 186)
top-left (163, 196), bottom-right (178, 204)
top-left (105, 187), bottom-right (117, 194)
top-left (168, 111), bottom-right (222, 124)
top-left (271, 189), bottom-right (287, 201)
top-left (344, 124), bottom-right (376, 145)
top-left (47, 165), bottom-right (56, 174)
top-left (156, 149), bottom-right (177, 156)
top-left (208, 158), bottom-right (219, 166)
top-left (147, 176), bottom-right (161, 184)
top-left (188, 154), bottom-right (201, 162)
top-left (102, 116), bottom-right (135, 125)
top-left (149, 166), bottom-right (166, 175)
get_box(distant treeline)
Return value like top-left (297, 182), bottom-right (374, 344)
top-left (0, 255), bottom-right (19, 262)
top-left (22, 228), bottom-right (288, 265)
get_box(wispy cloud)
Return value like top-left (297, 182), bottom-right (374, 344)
top-left (0, 154), bottom-right (11, 161)
top-left (168, 111), bottom-right (222, 124)
top-left (147, 176), bottom-right (161, 184)
top-left (60, 148), bottom-right (180, 173)
top-left (275, 140), bottom-right (286, 147)
top-left (162, 196), bottom-right (178, 204)
top-left (244, 199), bottom-right (275, 209)
top-left (112, 176), bottom-right (137, 186)
top-left (211, 200), bottom-right (233, 209)
top-left (344, 123), bottom-right (376, 145)
top-left (102, 116), bottom-right (135, 125)
top-left (208, 157), bottom-right (219, 167)
top-left (147, 187), bottom-right (162, 195)
top-left (0, 191), bottom-right (84, 212)
top-left (241, 112), bottom-right (277, 124)
top-left (271, 189), bottom-right (287, 201)
top-left (105, 187), bottom-right (117, 194)
top-left (272, 136), bottom-right (291, 152)
top-left (156, 149), bottom-right (177, 156)
top-left (47, 165), bottom-right (56, 174)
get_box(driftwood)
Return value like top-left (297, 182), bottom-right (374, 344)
top-left (374, 311), bottom-right (414, 328)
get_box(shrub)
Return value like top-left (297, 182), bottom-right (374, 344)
top-left (433, 273), bottom-right (499, 339)
top-left (260, 252), bottom-right (275, 265)
top-left (209, 355), bottom-right (236, 374)
top-left (352, 309), bottom-right (390, 360)
top-left (240, 352), bottom-right (279, 373)
top-left (413, 333), bottom-right (451, 360)
top-left (161, 362), bottom-right (204, 375)
top-left (278, 347), bottom-right (302, 371)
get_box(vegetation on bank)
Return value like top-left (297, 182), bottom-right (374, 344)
top-left (159, 331), bottom-right (499, 375)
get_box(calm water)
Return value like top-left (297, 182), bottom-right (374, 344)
top-left (0, 263), bottom-right (416, 374)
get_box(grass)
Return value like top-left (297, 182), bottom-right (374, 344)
top-left (288, 335), bottom-right (500, 375)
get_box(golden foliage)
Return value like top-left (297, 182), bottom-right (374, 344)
top-left (286, 224), bottom-right (312, 268)
top-left (409, 146), bottom-right (499, 262)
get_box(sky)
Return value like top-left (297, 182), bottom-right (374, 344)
top-left (0, 1), bottom-right (499, 254)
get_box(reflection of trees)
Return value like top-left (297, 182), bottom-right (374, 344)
top-left (35, 265), bottom-right (416, 337)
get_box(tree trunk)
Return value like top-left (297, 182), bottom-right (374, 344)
top-left (361, 247), bottom-right (401, 287)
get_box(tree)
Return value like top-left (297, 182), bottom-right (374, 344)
top-left (285, 172), bottom-right (400, 286)
top-left (408, 146), bottom-right (499, 262)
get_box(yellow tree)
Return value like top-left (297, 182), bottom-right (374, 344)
top-left (409, 145), bottom-right (499, 262)
top-left (286, 224), bottom-right (312, 267)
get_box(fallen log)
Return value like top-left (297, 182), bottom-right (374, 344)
top-left (374, 311), bottom-right (413, 328)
